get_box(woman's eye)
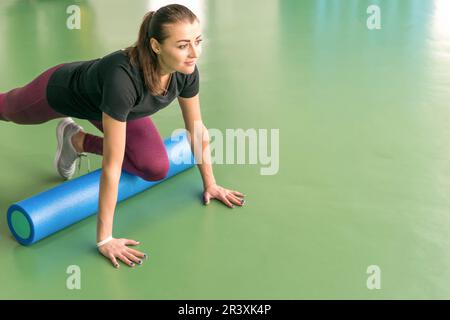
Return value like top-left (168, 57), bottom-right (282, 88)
top-left (179, 40), bottom-right (202, 49)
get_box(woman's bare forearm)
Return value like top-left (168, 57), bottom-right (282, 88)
top-left (96, 167), bottom-right (121, 242)
top-left (188, 124), bottom-right (216, 189)
top-left (195, 138), bottom-right (216, 189)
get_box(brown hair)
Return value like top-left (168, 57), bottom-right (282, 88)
top-left (124, 4), bottom-right (198, 96)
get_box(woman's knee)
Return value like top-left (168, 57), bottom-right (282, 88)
top-left (135, 156), bottom-right (170, 182)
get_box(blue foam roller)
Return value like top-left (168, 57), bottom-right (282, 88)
top-left (7, 130), bottom-right (195, 245)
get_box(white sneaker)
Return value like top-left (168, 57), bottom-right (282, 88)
top-left (54, 117), bottom-right (88, 180)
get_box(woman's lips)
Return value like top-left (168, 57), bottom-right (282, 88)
top-left (184, 60), bottom-right (196, 66)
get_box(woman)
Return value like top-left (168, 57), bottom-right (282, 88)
top-left (0, 4), bottom-right (245, 269)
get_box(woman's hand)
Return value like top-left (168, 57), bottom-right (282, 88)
top-left (97, 238), bottom-right (147, 268)
top-left (203, 183), bottom-right (245, 208)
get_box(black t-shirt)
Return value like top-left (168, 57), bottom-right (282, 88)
top-left (46, 50), bottom-right (199, 122)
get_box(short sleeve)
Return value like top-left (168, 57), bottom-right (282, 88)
top-left (179, 65), bottom-right (199, 98)
top-left (99, 65), bottom-right (137, 122)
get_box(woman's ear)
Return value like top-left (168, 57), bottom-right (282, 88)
top-left (150, 38), bottom-right (160, 54)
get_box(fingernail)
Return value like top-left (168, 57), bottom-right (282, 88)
top-left (144, 253), bottom-right (148, 259)
top-left (241, 199), bottom-right (245, 205)
top-left (138, 260), bottom-right (143, 265)
top-left (115, 264), bottom-right (120, 268)
top-left (130, 263), bottom-right (135, 267)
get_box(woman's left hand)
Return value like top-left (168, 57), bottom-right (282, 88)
top-left (203, 183), bottom-right (245, 208)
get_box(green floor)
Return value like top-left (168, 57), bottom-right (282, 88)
top-left (1, 0), bottom-right (450, 299)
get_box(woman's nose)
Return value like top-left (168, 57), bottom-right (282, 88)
top-left (189, 44), bottom-right (200, 58)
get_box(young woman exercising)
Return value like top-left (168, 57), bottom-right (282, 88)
top-left (0, 4), bottom-right (245, 268)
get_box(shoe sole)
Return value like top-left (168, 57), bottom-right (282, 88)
top-left (54, 117), bottom-right (75, 180)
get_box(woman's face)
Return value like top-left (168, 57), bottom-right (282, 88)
top-left (152, 20), bottom-right (202, 75)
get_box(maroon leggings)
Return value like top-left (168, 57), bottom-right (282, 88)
top-left (0, 64), bottom-right (169, 181)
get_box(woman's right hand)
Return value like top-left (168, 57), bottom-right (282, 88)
top-left (97, 238), bottom-right (147, 268)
